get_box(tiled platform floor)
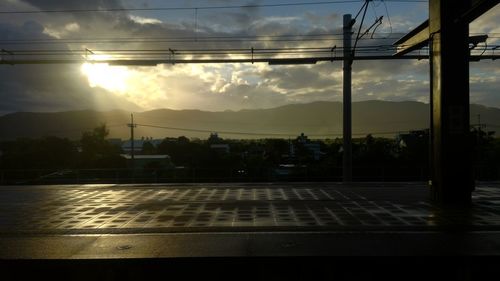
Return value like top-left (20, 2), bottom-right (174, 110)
top-left (1, 182), bottom-right (499, 234)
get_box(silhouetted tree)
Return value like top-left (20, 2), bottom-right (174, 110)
top-left (79, 124), bottom-right (125, 168)
top-left (0, 137), bottom-right (77, 169)
top-left (263, 139), bottom-right (289, 165)
top-left (355, 134), bottom-right (397, 165)
top-left (471, 128), bottom-right (499, 179)
top-left (397, 130), bottom-right (429, 167)
top-left (157, 136), bottom-right (196, 166)
top-left (142, 141), bottom-right (155, 154)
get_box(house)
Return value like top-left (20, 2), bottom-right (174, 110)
top-left (210, 144), bottom-right (230, 154)
top-left (295, 133), bottom-right (324, 161)
top-left (120, 154), bottom-right (173, 169)
top-left (121, 137), bottom-right (163, 153)
top-left (208, 132), bottom-right (230, 153)
top-left (107, 138), bottom-right (122, 147)
top-left (397, 129), bottom-right (429, 148)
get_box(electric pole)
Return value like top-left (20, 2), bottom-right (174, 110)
top-left (127, 113), bottom-right (137, 169)
top-left (343, 14), bottom-right (353, 182)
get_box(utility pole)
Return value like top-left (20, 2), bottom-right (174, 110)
top-left (343, 14), bottom-right (353, 182)
top-left (127, 113), bottom-right (137, 169)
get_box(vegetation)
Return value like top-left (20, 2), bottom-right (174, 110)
top-left (0, 125), bottom-right (499, 183)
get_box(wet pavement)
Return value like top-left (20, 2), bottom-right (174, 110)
top-left (1, 182), bottom-right (500, 258)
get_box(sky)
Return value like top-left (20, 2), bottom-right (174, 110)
top-left (0, 0), bottom-right (499, 115)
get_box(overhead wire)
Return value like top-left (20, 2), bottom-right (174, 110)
top-left (0, 1), bottom-right (366, 14)
top-left (134, 123), bottom-right (427, 138)
top-left (351, 0), bottom-right (371, 59)
top-left (0, 0), bottom-right (428, 15)
top-left (1, 0), bottom-right (497, 61)
top-left (0, 35), bottom-right (408, 46)
top-left (3, 33), bottom-right (497, 44)
top-left (0, 44), bottom-right (438, 62)
top-left (381, 0), bottom-right (393, 38)
top-left (0, 0), bottom-right (495, 137)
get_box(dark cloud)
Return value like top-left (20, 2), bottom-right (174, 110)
top-left (21, 0), bottom-right (123, 10)
top-left (470, 76), bottom-right (500, 108)
top-left (0, 21), bottom-right (45, 42)
top-left (0, 64), bottom-right (141, 114)
top-left (0, 0), bottom-right (497, 114)
top-left (219, 83), bottom-right (288, 109)
top-left (261, 65), bottom-right (340, 90)
top-left (304, 11), bottom-right (341, 31)
top-left (353, 60), bottom-right (428, 79)
top-left (0, 19), bottom-right (141, 114)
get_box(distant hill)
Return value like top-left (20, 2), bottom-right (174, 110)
top-left (0, 101), bottom-right (499, 140)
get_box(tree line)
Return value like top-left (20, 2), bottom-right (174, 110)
top-left (0, 124), bottom-right (499, 181)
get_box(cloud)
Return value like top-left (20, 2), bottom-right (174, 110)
top-left (129, 15), bottom-right (162, 25)
top-left (0, 64), bottom-right (142, 114)
top-left (22, 0), bottom-right (122, 9)
top-left (0, 19), bottom-right (142, 114)
top-left (0, 0), bottom-right (498, 115)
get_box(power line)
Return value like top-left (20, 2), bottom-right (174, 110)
top-left (7, 43), bottom-right (500, 62)
top-left (2, 33), bottom-right (496, 44)
top-left (1, 45), bottom-right (406, 54)
top-left (8, 55), bottom-right (500, 65)
top-left (0, 36), bottom-right (406, 46)
top-left (35, 124), bottom-right (125, 136)
top-left (0, 1), bottom-right (364, 14)
top-left (137, 123), bottom-right (295, 137)
top-left (0, 56), bottom-right (434, 66)
top-left (0, 0), bottom-right (430, 14)
top-left (135, 123), bottom-right (425, 138)
top-left (0, 44), bottom-right (433, 54)
top-left (0, 46), bottom-right (374, 61)
top-left (1, 36), bottom-right (497, 63)
top-left (0, 33), bottom-right (347, 42)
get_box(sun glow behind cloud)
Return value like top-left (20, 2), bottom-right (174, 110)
top-left (1, 0), bottom-right (499, 113)
top-left (81, 62), bottom-right (130, 94)
top-left (79, 58), bottom-right (260, 111)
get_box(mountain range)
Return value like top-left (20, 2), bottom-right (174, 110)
top-left (1, 101), bottom-right (499, 140)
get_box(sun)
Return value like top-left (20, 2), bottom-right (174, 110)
top-left (81, 62), bottom-right (130, 94)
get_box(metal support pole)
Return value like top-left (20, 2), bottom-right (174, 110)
top-left (343, 14), bottom-right (353, 182)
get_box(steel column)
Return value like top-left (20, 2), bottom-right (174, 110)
top-left (429, 0), bottom-right (474, 205)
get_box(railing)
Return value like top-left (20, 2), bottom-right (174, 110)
top-left (0, 166), bottom-right (497, 185)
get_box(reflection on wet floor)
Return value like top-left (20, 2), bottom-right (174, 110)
top-left (0, 183), bottom-right (499, 234)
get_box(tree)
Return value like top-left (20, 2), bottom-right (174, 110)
top-left (79, 124), bottom-right (125, 168)
top-left (471, 128), bottom-right (499, 179)
top-left (157, 136), bottom-right (195, 166)
top-left (354, 134), bottom-right (398, 170)
top-left (142, 141), bottom-right (155, 154)
top-left (263, 139), bottom-right (289, 165)
top-left (397, 131), bottom-right (428, 167)
top-left (0, 137), bottom-right (77, 169)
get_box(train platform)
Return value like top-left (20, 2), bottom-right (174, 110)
top-left (1, 182), bottom-right (500, 279)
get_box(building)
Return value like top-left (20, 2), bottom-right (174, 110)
top-left (121, 137), bottom-right (163, 153)
top-left (208, 133), bottom-right (230, 153)
top-left (210, 144), bottom-right (230, 154)
top-left (120, 154), bottom-right (173, 169)
top-left (295, 133), bottom-right (324, 161)
top-left (397, 130), bottom-right (429, 148)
